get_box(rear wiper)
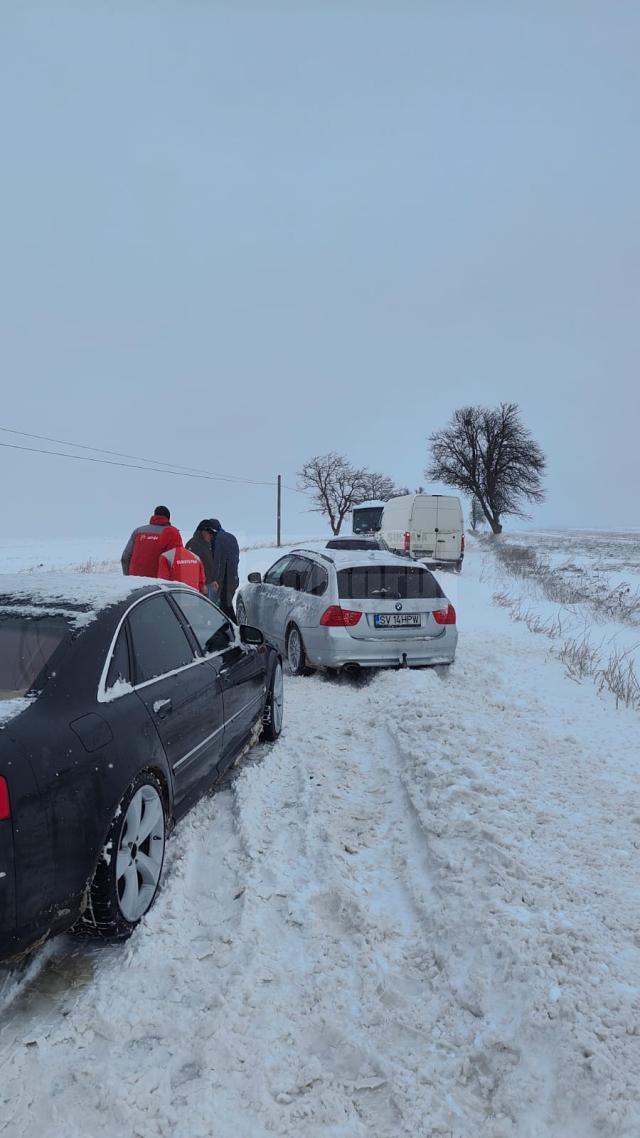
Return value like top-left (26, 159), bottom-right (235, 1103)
top-left (370, 588), bottom-right (399, 598)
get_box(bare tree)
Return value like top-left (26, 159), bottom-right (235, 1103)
top-left (426, 403), bottom-right (546, 534)
top-left (389, 485), bottom-right (425, 498)
top-left (356, 471), bottom-right (398, 502)
top-left (298, 453), bottom-right (368, 534)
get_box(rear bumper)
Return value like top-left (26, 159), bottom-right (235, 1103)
top-left (417, 555), bottom-right (463, 569)
top-left (303, 626), bottom-right (458, 669)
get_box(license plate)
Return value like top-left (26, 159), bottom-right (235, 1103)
top-left (374, 613), bottom-right (421, 628)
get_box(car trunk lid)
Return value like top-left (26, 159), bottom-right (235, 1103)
top-left (336, 565), bottom-right (449, 641)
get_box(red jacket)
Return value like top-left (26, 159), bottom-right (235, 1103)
top-left (121, 515), bottom-right (183, 578)
top-left (157, 546), bottom-right (207, 594)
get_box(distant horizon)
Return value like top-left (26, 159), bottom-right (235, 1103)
top-left (1, 519), bottom-right (639, 544)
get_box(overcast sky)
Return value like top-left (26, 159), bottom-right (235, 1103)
top-left (1, 1), bottom-right (638, 542)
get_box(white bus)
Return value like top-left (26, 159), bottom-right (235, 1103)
top-left (351, 500), bottom-right (384, 536)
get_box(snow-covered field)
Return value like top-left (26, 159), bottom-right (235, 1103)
top-left (480, 529), bottom-right (640, 712)
top-left (1, 533), bottom-right (639, 1137)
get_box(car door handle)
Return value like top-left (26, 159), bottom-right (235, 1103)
top-left (153, 698), bottom-right (173, 717)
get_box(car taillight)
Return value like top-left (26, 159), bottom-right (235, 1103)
top-left (320, 605), bottom-right (362, 627)
top-left (433, 604), bottom-right (456, 625)
top-left (404, 531), bottom-right (411, 553)
top-left (461, 533), bottom-right (465, 553)
top-left (0, 777), bottom-right (10, 821)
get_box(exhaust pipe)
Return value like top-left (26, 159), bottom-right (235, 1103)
top-left (342, 663), bottom-right (362, 678)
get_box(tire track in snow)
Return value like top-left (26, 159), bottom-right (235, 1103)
top-left (219, 672), bottom-right (465, 1137)
top-left (385, 642), bottom-right (640, 1138)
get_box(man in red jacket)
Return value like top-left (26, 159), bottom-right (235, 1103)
top-left (157, 545), bottom-right (207, 593)
top-left (121, 507), bottom-right (183, 578)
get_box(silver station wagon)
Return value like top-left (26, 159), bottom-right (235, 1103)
top-left (236, 547), bottom-right (458, 675)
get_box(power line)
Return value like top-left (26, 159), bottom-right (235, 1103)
top-left (0, 439), bottom-right (282, 486)
top-left (0, 423), bottom-right (309, 495)
top-left (0, 425), bottom-right (262, 485)
top-left (0, 435), bottom-right (309, 495)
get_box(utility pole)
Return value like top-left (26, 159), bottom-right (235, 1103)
top-left (276, 474), bottom-right (282, 547)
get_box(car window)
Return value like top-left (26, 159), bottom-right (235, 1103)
top-left (281, 556), bottom-right (311, 591)
top-left (326, 539), bottom-right (380, 551)
top-left (337, 565), bottom-right (444, 600)
top-left (352, 506), bottom-right (383, 534)
top-left (0, 614), bottom-right (71, 699)
top-left (171, 590), bottom-right (233, 654)
top-left (106, 627), bottom-right (131, 690)
top-left (305, 562), bottom-right (329, 597)
top-left (264, 556), bottom-right (293, 586)
top-left (128, 595), bottom-right (195, 684)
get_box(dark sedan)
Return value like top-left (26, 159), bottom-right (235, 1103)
top-left (0, 575), bottom-right (283, 962)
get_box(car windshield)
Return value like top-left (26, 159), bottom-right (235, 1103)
top-left (0, 614), bottom-right (71, 698)
top-left (337, 566), bottom-right (444, 601)
top-left (352, 507), bottom-right (383, 534)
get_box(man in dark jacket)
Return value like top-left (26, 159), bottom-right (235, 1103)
top-left (121, 507), bottom-right (182, 578)
top-left (186, 521), bottom-right (217, 599)
top-left (210, 519), bottom-right (240, 620)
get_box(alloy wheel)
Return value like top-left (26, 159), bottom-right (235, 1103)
top-left (271, 663), bottom-right (284, 733)
top-left (287, 628), bottom-right (301, 672)
top-left (116, 785), bottom-right (165, 922)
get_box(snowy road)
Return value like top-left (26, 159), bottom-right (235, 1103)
top-left (1, 541), bottom-right (639, 1137)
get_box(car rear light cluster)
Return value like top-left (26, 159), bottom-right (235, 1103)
top-left (404, 530), bottom-right (411, 553)
top-left (433, 604), bottom-right (456, 625)
top-left (461, 533), bottom-right (465, 553)
top-left (0, 777), bottom-right (10, 821)
top-left (320, 605), bottom-right (362, 627)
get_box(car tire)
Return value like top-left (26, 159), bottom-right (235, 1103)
top-left (80, 770), bottom-right (167, 939)
top-left (455, 560), bottom-right (463, 573)
top-left (286, 624), bottom-right (312, 676)
top-left (236, 598), bottom-right (248, 625)
top-left (261, 660), bottom-right (284, 741)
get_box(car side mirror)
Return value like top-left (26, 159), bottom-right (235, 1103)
top-left (240, 624), bottom-right (264, 646)
top-left (248, 572), bottom-right (262, 584)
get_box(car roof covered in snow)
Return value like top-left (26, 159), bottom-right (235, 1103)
top-left (292, 548), bottom-right (436, 572)
top-left (352, 500), bottom-right (384, 510)
top-left (0, 572), bottom-right (164, 628)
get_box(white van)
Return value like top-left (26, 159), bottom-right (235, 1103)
top-left (379, 494), bottom-right (465, 571)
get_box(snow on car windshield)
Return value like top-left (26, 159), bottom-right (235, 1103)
top-left (0, 614), bottom-right (72, 699)
top-left (337, 565), bottom-right (444, 600)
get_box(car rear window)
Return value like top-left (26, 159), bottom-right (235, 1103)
top-left (0, 614), bottom-right (71, 698)
top-left (337, 565), bottom-right (444, 601)
top-left (326, 539), bottom-right (381, 551)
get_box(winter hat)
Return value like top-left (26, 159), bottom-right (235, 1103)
top-left (196, 519), bottom-right (215, 533)
top-left (154, 505), bottom-right (171, 519)
top-left (209, 518), bottom-right (221, 531)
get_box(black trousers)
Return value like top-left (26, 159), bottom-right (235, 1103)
top-left (218, 574), bottom-right (238, 622)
